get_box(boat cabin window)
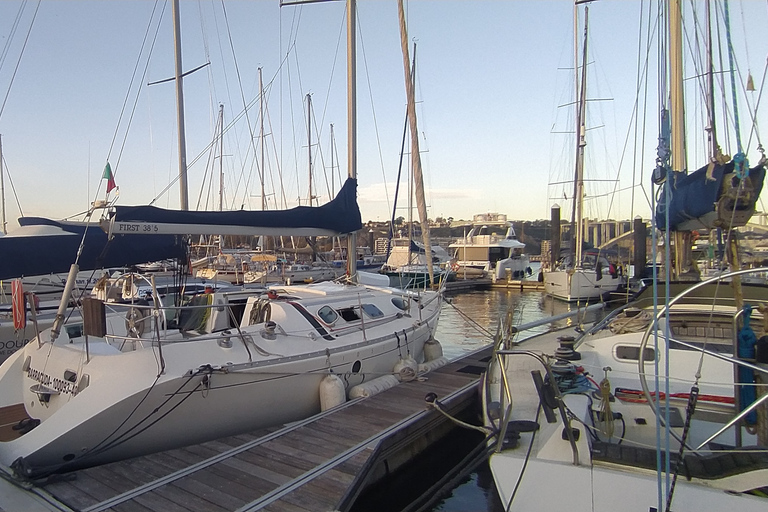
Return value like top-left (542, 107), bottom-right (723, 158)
top-left (488, 247), bottom-right (507, 264)
top-left (65, 324), bottom-right (84, 340)
top-left (317, 305), bottom-right (338, 325)
top-left (615, 345), bottom-right (656, 362)
top-left (361, 304), bottom-right (384, 318)
top-left (391, 297), bottom-right (409, 310)
top-left (338, 307), bottom-right (361, 322)
top-left (225, 299), bottom-right (248, 329)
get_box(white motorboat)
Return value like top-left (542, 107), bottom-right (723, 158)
top-left (483, 269), bottom-right (768, 511)
top-left (0, 270), bottom-right (441, 478)
top-left (448, 213), bottom-right (531, 281)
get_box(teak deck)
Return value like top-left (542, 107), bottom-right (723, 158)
top-left (22, 346), bottom-right (492, 512)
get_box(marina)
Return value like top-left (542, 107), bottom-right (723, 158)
top-left (0, 0), bottom-right (767, 511)
top-left (0, 288), bottom-right (599, 512)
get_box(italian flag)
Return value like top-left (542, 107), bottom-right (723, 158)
top-left (103, 162), bottom-right (117, 193)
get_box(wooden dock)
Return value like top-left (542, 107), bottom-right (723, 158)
top-left (3, 347), bottom-right (493, 512)
top-left (489, 279), bottom-right (544, 291)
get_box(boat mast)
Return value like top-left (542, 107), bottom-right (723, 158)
top-left (307, 93), bottom-right (314, 206)
top-left (259, 67), bottom-right (266, 211)
top-left (668, 0), bottom-right (694, 280)
top-left (397, 0), bottom-right (434, 285)
top-left (346, 0), bottom-right (357, 278)
top-left (570, 5), bottom-right (589, 269)
top-left (0, 134), bottom-right (6, 234)
top-left (704, 0), bottom-right (718, 160)
top-left (218, 104), bottom-right (224, 211)
top-left (172, 0), bottom-right (189, 211)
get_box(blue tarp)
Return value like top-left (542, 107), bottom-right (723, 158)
top-left (109, 177), bottom-right (362, 236)
top-left (0, 217), bottom-right (186, 280)
top-left (655, 161), bottom-right (765, 231)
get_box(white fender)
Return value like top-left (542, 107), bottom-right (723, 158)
top-left (319, 373), bottom-right (346, 411)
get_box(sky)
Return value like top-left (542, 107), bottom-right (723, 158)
top-left (0, 0), bottom-right (766, 230)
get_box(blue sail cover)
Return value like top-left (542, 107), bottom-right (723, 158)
top-left (0, 217), bottom-right (186, 280)
top-left (106, 177), bottom-right (362, 237)
top-left (655, 161), bottom-right (765, 231)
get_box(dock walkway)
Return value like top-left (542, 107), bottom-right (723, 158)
top-left (6, 347), bottom-right (492, 512)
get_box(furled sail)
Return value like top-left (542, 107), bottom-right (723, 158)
top-left (102, 177), bottom-right (362, 237)
top-left (0, 217), bottom-right (186, 280)
top-left (655, 160), bottom-right (765, 232)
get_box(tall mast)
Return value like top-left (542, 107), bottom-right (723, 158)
top-left (704, 0), bottom-right (717, 159)
top-left (0, 134), bottom-right (6, 234)
top-left (570, 5), bottom-right (589, 268)
top-left (307, 93), bottom-right (313, 206)
top-left (398, 0), bottom-right (434, 284)
top-left (668, 0), bottom-right (692, 280)
top-left (346, 0), bottom-right (357, 278)
top-left (259, 67), bottom-right (266, 210)
top-left (330, 123), bottom-right (335, 195)
top-left (218, 104), bottom-right (224, 211)
top-left (172, 0), bottom-right (189, 211)
top-left (669, 0), bottom-right (686, 174)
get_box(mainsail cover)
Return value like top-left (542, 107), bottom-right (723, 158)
top-left (655, 161), bottom-right (765, 231)
top-left (0, 217), bottom-right (186, 280)
top-left (105, 177), bottom-right (362, 237)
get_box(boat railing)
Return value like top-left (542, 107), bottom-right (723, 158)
top-left (636, 267), bottom-right (768, 451)
top-left (487, 305), bottom-right (607, 465)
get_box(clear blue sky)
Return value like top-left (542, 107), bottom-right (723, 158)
top-left (0, 0), bottom-right (766, 230)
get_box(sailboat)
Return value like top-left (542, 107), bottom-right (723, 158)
top-left (0, 0), bottom-right (443, 479)
top-left (483, 1), bottom-right (768, 510)
top-left (543, 7), bottom-right (623, 302)
top-left (380, 22), bottom-right (447, 290)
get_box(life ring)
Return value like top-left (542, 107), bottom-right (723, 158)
top-left (451, 262), bottom-right (460, 272)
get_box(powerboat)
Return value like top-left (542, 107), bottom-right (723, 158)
top-left (448, 214), bottom-right (531, 281)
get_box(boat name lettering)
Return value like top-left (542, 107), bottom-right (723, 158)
top-left (26, 367), bottom-right (76, 395)
top-left (117, 223), bottom-right (159, 233)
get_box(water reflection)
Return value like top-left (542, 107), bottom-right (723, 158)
top-left (436, 289), bottom-right (604, 361)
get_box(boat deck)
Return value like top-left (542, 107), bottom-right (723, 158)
top-left (4, 347), bottom-right (492, 512)
top-left (0, 404), bottom-right (32, 443)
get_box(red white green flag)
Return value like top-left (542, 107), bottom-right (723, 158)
top-left (103, 162), bottom-right (116, 193)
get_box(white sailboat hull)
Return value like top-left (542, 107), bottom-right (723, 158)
top-left (0, 283), bottom-right (441, 477)
top-left (544, 268), bottom-right (621, 301)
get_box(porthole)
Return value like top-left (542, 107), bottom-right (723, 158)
top-left (391, 297), bottom-right (408, 311)
top-left (352, 360), bottom-right (362, 373)
top-left (615, 345), bottom-right (656, 362)
top-left (317, 305), bottom-right (338, 325)
top-left (361, 304), bottom-right (383, 318)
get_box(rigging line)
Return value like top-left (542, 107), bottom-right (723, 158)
top-left (0, 0), bottom-right (27, 72)
top-left (265, 97), bottom-right (290, 208)
top-left (631, 0), bottom-right (656, 219)
top-left (744, 54), bottom-right (766, 150)
top-left (0, 155), bottom-right (23, 216)
top-left (308, 97), bottom-right (333, 201)
top-left (358, 7), bottom-right (392, 217)
top-left (315, 6), bottom-right (345, 152)
top-left (106, 1), bottom-right (163, 170)
top-left (220, 3), bottom-right (261, 206)
top-left (80, 374), bottom-right (199, 461)
top-left (0, 0), bottom-right (39, 122)
top-left (723, 1), bottom-right (746, 163)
